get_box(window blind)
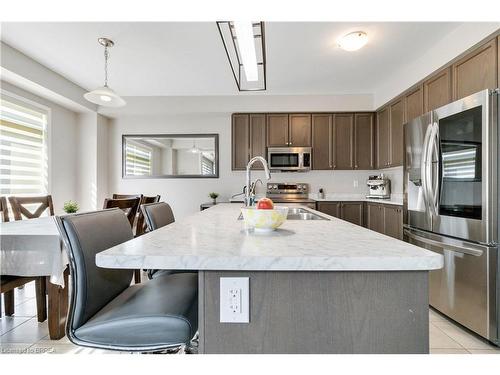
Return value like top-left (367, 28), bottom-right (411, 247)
top-left (125, 142), bottom-right (152, 176)
top-left (201, 155), bottom-right (214, 175)
top-left (0, 97), bottom-right (48, 196)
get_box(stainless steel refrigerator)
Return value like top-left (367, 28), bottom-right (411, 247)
top-left (404, 89), bottom-right (499, 346)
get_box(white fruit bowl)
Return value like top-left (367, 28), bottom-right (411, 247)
top-left (240, 206), bottom-right (289, 232)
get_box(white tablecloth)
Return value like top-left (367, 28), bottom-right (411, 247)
top-left (0, 216), bottom-right (68, 287)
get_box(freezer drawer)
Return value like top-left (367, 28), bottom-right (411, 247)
top-left (404, 227), bottom-right (498, 343)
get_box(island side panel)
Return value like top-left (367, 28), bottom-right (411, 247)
top-left (199, 270), bottom-right (429, 354)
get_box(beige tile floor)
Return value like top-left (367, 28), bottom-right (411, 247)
top-left (1, 282), bottom-right (500, 354)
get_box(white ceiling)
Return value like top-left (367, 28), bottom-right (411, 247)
top-left (0, 22), bottom-right (464, 96)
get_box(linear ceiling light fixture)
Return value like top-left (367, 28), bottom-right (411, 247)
top-left (216, 21), bottom-right (267, 91)
top-left (84, 37), bottom-right (126, 107)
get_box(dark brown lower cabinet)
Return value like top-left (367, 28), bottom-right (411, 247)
top-left (366, 202), bottom-right (403, 240)
top-left (340, 202), bottom-right (364, 226)
top-left (319, 201), bottom-right (402, 239)
top-left (317, 201), bottom-right (363, 226)
top-left (382, 205), bottom-right (403, 240)
top-left (316, 202), bottom-right (341, 218)
top-left (366, 203), bottom-right (384, 233)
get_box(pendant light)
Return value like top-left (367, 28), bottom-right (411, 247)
top-left (84, 38), bottom-right (126, 107)
top-left (189, 140), bottom-right (200, 154)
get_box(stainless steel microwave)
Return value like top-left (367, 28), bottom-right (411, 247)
top-left (267, 147), bottom-right (311, 171)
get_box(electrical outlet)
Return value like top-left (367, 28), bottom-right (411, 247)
top-left (353, 180), bottom-right (359, 188)
top-left (220, 277), bottom-right (249, 323)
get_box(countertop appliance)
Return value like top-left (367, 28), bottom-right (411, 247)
top-left (404, 89), bottom-right (499, 346)
top-left (267, 147), bottom-right (311, 172)
top-left (366, 174), bottom-right (391, 199)
top-left (266, 182), bottom-right (316, 209)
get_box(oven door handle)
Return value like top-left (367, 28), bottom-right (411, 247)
top-left (404, 229), bottom-right (484, 257)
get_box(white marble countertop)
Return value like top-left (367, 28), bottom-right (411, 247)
top-left (310, 193), bottom-right (403, 206)
top-left (96, 203), bottom-right (442, 272)
top-left (230, 194), bottom-right (403, 206)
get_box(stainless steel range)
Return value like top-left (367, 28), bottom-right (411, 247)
top-left (266, 182), bottom-right (316, 209)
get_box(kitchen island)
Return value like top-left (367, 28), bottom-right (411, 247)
top-left (96, 203), bottom-right (443, 354)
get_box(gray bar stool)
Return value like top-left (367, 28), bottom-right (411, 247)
top-left (56, 208), bottom-right (198, 352)
top-left (141, 202), bottom-right (198, 280)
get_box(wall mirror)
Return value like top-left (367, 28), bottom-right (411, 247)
top-left (122, 134), bottom-right (219, 178)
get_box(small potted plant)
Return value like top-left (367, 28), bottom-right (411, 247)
top-left (208, 192), bottom-right (219, 205)
top-left (63, 200), bottom-right (79, 214)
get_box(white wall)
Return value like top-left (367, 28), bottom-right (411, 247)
top-left (1, 42), bottom-right (96, 113)
top-left (1, 80), bottom-right (79, 214)
top-left (75, 113), bottom-right (110, 211)
top-left (108, 113), bottom-right (404, 219)
top-left (96, 114), bottom-right (110, 207)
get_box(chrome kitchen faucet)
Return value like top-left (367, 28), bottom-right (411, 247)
top-left (245, 156), bottom-right (271, 207)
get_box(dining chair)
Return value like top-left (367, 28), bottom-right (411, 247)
top-left (1, 196), bottom-right (48, 322)
top-left (8, 195), bottom-right (54, 220)
top-left (111, 195), bottom-right (160, 284)
top-left (112, 194), bottom-right (161, 237)
top-left (141, 202), bottom-right (197, 280)
top-left (0, 196), bottom-right (9, 222)
top-left (103, 197), bottom-right (141, 227)
top-left (104, 196), bottom-right (142, 283)
top-left (55, 208), bottom-right (198, 352)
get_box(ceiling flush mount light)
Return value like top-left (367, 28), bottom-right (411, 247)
top-left (84, 37), bottom-right (126, 107)
top-left (216, 21), bottom-right (267, 91)
top-left (338, 31), bottom-right (368, 51)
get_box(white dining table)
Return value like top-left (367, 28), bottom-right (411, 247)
top-left (0, 216), bottom-right (69, 339)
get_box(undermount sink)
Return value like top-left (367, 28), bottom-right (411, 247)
top-left (238, 207), bottom-right (328, 221)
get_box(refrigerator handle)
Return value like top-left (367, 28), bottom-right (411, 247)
top-left (421, 123), bottom-right (433, 216)
top-left (404, 229), bottom-right (484, 257)
top-left (428, 122), bottom-right (440, 216)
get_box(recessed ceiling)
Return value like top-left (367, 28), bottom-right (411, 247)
top-left (0, 22), bottom-right (462, 96)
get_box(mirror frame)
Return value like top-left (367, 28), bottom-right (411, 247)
top-left (122, 133), bottom-right (219, 179)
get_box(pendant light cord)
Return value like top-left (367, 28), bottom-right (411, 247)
top-left (104, 45), bottom-right (109, 87)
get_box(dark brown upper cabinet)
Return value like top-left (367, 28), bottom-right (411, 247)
top-left (333, 113), bottom-right (354, 170)
top-left (312, 114), bottom-right (333, 170)
top-left (267, 114), bottom-right (311, 147)
top-left (249, 114), bottom-right (267, 170)
top-left (232, 114), bottom-right (250, 170)
top-left (404, 85), bottom-right (424, 123)
top-left (377, 99), bottom-right (404, 169)
top-left (354, 113), bottom-right (375, 170)
top-left (232, 114), bottom-right (267, 170)
top-left (376, 107), bottom-right (390, 169)
top-left (266, 114), bottom-right (289, 147)
top-left (423, 67), bottom-right (452, 112)
top-left (452, 38), bottom-right (498, 100)
top-left (289, 114), bottom-right (312, 147)
top-left (389, 98), bottom-right (404, 167)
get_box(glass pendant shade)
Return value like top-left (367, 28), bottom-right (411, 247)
top-left (84, 86), bottom-right (126, 107)
top-left (84, 38), bottom-right (126, 107)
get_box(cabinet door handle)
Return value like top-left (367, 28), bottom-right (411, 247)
top-left (289, 142), bottom-right (293, 145)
